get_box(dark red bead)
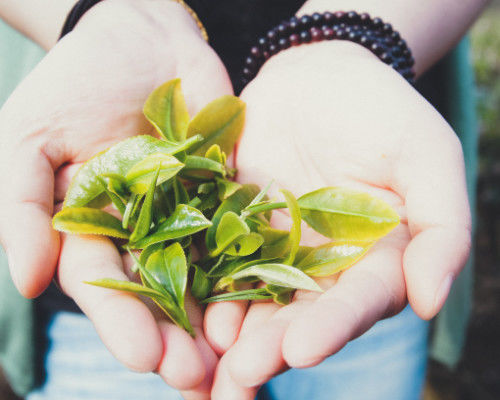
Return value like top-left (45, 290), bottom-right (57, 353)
top-left (278, 37), bottom-right (290, 49)
top-left (289, 33), bottom-right (300, 46)
top-left (324, 11), bottom-right (335, 23)
top-left (300, 30), bottom-right (312, 43)
top-left (323, 27), bottom-right (334, 40)
top-left (310, 27), bottom-right (323, 41)
top-left (262, 50), bottom-right (270, 59)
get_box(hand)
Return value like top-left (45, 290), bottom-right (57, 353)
top-left (0, 0), bottom-right (231, 396)
top-left (204, 41), bottom-right (471, 398)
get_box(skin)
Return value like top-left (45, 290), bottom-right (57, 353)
top-left (0, 0), bottom-right (490, 398)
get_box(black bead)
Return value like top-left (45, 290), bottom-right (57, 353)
top-left (242, 67), bottom-right (253, 77)
top-left (336, 28), bottom-right (347, 39)
top-left (262, 50), bottom-right (270, 59)
top-left (311, 12), bottom-right (324, 24)
top-left (372, 17), bottom-right (383, 29)
top-left (245, 56), bottom-right (257, 68)
top-left (269, 43), bottom-right (279, 54)
top-left (299, 15), bottom-right (312, 28)
top-left (257, 37), bottom-right (267, 48)
top-left (382, 23), bottom-right (393, 33)
top-left (359, 35), bottom-right (373, 46)
top-left (390, 60), bottom-right (401, 70)
top-left (289, 16), bottom-right (299, 30)
top-left (278, 37), bottom-right (290, 49)
top-left (370, 42), bottom-right (386, 55)
top-left (346, 11), bottom-right (360, 23)
top-left (402, 48), bottom-right (411, 57)
top-left (334, 11), bottom-right (346, 21)
top-left (359, 13), bottom-right (371, 24)
top-left (348, 31), bottom-right (361, 42)
top-left (379, 52), bottom-right (392, 64)
top-left (277, 22), bottom-right (289, 36)
top-left (266, 30), bottom-right (278, 42)
top-left (396, 39), bottom-right (408, 49)
top-left (300, 30), bottom-right (312, 43)
top-left (407, 56), bottom-right (415, 67)
top-left (391, 46), bottom-right (403, 57)
top-left (250, 46), bottom-right (262, 58)
top-left (289, 33), bottom-right (301, 46)
top-left (310, 27), bottom-right (323, 41)
top-left (390, 31), bottom-right (401, 41)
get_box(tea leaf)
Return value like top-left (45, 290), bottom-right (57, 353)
top-left (122, 194), bottom-right (138, 229)
top-left (296, 240), bottom-right (373, 277)
top-left (162, 243), bottom-right (188, 308)
top-left (216, 178), bottom-right (242, 200)
top-left (297, 187), bottom-right (400, 241)
top-left (85, 278), bottom-right (167, 299)
top-left (231, 263), bottom-right (322, 292)
top-left (266, 285), bottom-right (294, 305)
top-left (103, 173), bottom-right (129, 198)
top-left (132, 204), bottom-right (212, 248)
top-left (129, 166), bottom-right (160, 242)
top-left (97, 177), bottom-right (126, 216)
top-left (173, 177), bottom-right (190, 205)
top-left (213, 211), bottom-right (250, 256)
top-left (259, 228), bottom-right (290, 259)
top-left (187, 95), bottom-right (245, 156)
top-left (205, 144), bottom-right (224, 163)
top-left (125, 153), bottom-right (184, 194)
top-left (224, 232), bottom-right (264, 257)
top-left (206, 184), bottom-right (260, 252)
top-left (202, 288), bottom-right (271, 303)
top-left (53, 208), bottom-right (130, 239)
top-left (138, 243), bottom-right (164, 271)
top-left (64, 136), bottom-right (196, 208)
top-left (191, 264), bottom-right (213, 301)
top-left (143, 79), bottom-right (189, 142)
top-left (184, 155), bottom-right (225, 175)
top-left (280, 189), bottom-right (301, 265)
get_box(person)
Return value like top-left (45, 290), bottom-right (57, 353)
top-left (0, 0), bottom-right (487, 399)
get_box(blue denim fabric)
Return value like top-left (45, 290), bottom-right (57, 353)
top-left (27, 305), bottom-right (428, 400)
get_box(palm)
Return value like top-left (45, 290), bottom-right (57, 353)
top-left (205, 42), bottom-right (471, 399)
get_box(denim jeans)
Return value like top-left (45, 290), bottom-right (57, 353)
top-left (27, 305), bottom-right (428, 400)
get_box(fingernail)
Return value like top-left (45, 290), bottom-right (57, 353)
top-left (434, 273), bottom-right (454, 312)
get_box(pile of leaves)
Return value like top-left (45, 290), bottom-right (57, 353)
top-left (52, 79), bottom-right (400, 336)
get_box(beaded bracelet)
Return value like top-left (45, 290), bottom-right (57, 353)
top-left (59, 0), bottom-right (209, 41)
top-left (241, 11), bottom-right (415, 87)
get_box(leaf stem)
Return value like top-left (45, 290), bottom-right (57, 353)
top-left (241, 201), bottom-right (287, 218)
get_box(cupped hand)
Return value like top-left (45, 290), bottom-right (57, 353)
top-left (204, 41), bottom-right (471, 399)
top-left (0, 0), bottom-right (231, 396)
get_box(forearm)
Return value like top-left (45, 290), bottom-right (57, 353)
top-left (0, 0), bottom-right (76, 49)
top-left (300, 0), bottom-right (490, 75)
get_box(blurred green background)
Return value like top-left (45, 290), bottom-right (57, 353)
top-left (0, 3), bottom-right (499, 400)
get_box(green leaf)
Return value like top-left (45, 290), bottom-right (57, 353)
top-left (103, 173), bottom-right (129, 198)
top-left (143, 249), bottom-right (174, 294)
top-left (129, 166), bottom-right (160, 242)
top-left (191, 264), bottom-right (213, 301)
top-left (97, 176), bottom-right (126, 216)
top-left (125, 153), bottom-right (184, 194)
top-left (216, 178), bottom-right (242, 201)
top-left (187, 95), bottom-right (245, 156)
top-left (202, 288), bottom-right (271, 303)
top-left (85, 278), bottom-right (167, 299)
top-left (297, 187), bottom-right (400, 241)
top-left (266, 285), bottom-right (294, 305)
top-left (296, 240), bottom-right (373, 277)
top-left (231, 263), bottom-right (322, 292)
top-left (205, 144), bottom-right (224, 164)
top-left (173, 177), bottom-right (190, 205)
top-left (143, 79), bottom-right (189, 142)
top-left (132, 204), bottom-right (212, 248)
top-left (64, 136), bottom-right (195, 208)
top-left (280, 189), bottom-right (301, 265)
top-left (137, 243), bottom-right (164, 272)
top-left (53, 207), bottom-right (130, 239)
top-left (206, 184), bottom-right (260, 252)
top-left (224, 232), bottom-right (264, 257)
top-left (163, 243), bottom-right (188, 308)
top-left (259, 228), bottom-right (290, 259)
top-left (212, 211), bottom-right (250, 256)
top-left (122, 194), bottom-right (138, 229)
top-left (183, 155), bottom-right (226, 175)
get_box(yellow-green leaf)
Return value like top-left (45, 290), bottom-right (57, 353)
top-left (85, 278), bottom-right (166, 298)
top-left (163, 243), bottom-right (188, 308)
top-left (281, 189), bottom-right (301, 265)
top-left (266, 284), bottom-right (293, 305)
top-left (259, 227), bottom-right (290, 259)
top-left (53, 207), bottom-right (129, 239)
top-left (212, 211), bottom-right (250, 257)
top-left (205, 144), bottom-right (224, 163)
top-left (125, 153), bottom-right (184, 194)
top-left (297, 187), bottom-right (400, 241)
top-left (224, 232), bottom-right (264, 257)
top-left (143, 79), bottom-right (189, 142)
top-left (187, 95), bottom-right (245, 156)
top-left (296, 240), bottom-right (373, 277)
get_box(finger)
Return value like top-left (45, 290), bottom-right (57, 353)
top-left (212, 357), bottom-right (258, 400)
top-left (395, 126), bottom-right (471, 319)
top-left (282, 231), bottom-right (408, 368)
top-left (226, 301), bottom-right (307, 387)
top-left (204, 300), bottom-right (248, 356)
top-left (57, 233), bottom-right (163, 372)
top-left (0, 145), bottom-right (60, 297)
top-left (54, 162), bottom-right (83, 202)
